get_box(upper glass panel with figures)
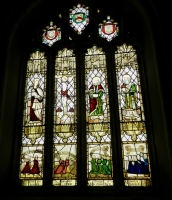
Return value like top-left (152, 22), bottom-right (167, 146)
top-left (53, 48), bottom-right (77, 186)
top-left (115, 50), bottom-right (143, 122)
top-left (19, 49), bottom-right (47, 186)
top-left (115, 44), bottom-right (151, 187)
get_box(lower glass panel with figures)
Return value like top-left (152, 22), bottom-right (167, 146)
top-left (19, 140), bottom-right (44, 186)
top-left (52, 133), bottom-right (77, 186)
top-left (122, 141), bottom-right (151, 186)
top-left (87, 143), bottom-right (113, 186)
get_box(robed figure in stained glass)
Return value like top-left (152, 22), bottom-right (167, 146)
top-left (21, 156), bottom-right (41, 175)
top-left (61, 76), bottom-right (71, 114)
top-left (21, 160), bottom-right (31, 173)
top-left (127, 155), bottom-right (149, 174)
top-left (27, 78), bottom-right (43, 123)
top-left (89, 76), bottom-right (104, 116)
top-left (30, 156), bottom-right (40, 174)
top-left (54, 159), bottom-right (69, 174)
top-left (121, 74), bottom-right (140, 120)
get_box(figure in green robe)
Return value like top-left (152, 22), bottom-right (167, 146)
top-left (90, 158), bottom-right (98, 174)
top-left (121, 74), bottom-right (140, 120)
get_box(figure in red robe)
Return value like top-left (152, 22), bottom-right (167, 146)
top-left (21, 161), bottom-right (30, 173)
top-left (62, 159), bottom-right (69, 174)
top-left (30, 157), bottom-right (40, 174)
top-left (54, 159), bottom-right (69, 174)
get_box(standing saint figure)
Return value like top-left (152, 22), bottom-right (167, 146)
top-left (89, 76), bottom-right (104, 116)
top-left (121, 74), bottom-right (140, 120)
top-left (27, 78), bottom-right (43, 123)
top-left (61, 76), bottom-right (71, 114)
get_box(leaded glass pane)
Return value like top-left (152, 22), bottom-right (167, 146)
top-left (85, 45), bottom-right (113, 186)
top-left (42, 21), bottom-right (61, 47)
top-left (69, 4), bottom-right (89, 34)
top-left (53, 48), bottom-right (77, 186)
top-left (115, 44), bottom-right (151, 186)
top-left (19, 49), bottom-right (47, 186)
top-left (99, 16), bottom-right (119, 42)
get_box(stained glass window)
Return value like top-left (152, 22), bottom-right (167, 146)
top-left (85, 45), bottom-right (113, 186)
top-left (69, 4), bottom-right (89, 34)
top-left (42, 21), bottom-right (61, 47)
top-left (115, 44), bottom-right (151, 186)
top-left (52, 48), bottom-right (77, 186)
top-left (19, 49), bottom-right (47, 186)
top-left (99, 16), bottom-right (119, 42)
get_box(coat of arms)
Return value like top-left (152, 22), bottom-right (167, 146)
top-left (42, 21), bottom-right (61, 47)
top-left (99, 16), bottom-right (119, 42)
top-left (69, 4), bottom-right (89, 34)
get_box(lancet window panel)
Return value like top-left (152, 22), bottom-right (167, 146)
top-left (53, 48), bottom-right (77, 186)
top-left (19, 50), bottom-right (47, 186)
top-left (115, 44), bottom-right (151, 187)
top-left (85, 45), bottom-right (113, 186)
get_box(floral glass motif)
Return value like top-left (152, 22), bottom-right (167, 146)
top-left (85, 45), bottom-right (113, 186)
top-left (69, 4), bottom-right (89, 34)
top-left (53, 48), bottom-right (77, 186)
top-left (99, 16), bottom-right (119, 42)
top-left (19, 49), bottom-right (47, 186)
top-left (115, 44), bottom-right (151, 186)
top-left (42, 21), bottom-right (61, 47)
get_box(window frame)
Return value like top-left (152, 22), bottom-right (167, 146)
top-left (1, 0), bottom-right (165, 198)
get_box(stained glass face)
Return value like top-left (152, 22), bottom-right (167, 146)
top-left (19, 49), bottom-right (47, 186)
top-left (99, 16), bottom-right (119, 42)
top-left (69, 4), bottom-right (89, 34)
top-left (42, 21), bottom-right (61, 47)
top-left (53, 48), bottom-right (77, 186)
top-left (115, 44), bottom-right (151, 186)
top-left (85, 45), bottom-right (113, 186)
